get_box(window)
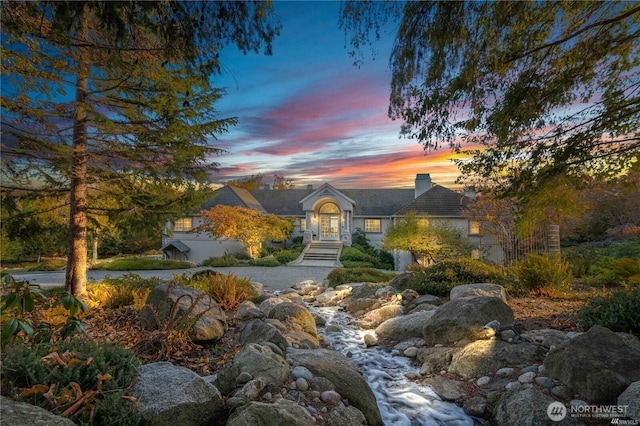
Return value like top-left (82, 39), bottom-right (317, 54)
top-left (174, 217), bottom-right (192, 232)
top-left (364, 219), bottom-right (381, 233)
top-left (319, 203), bottom-right (340, 214)
top-left (469, 220), bottom-right (480, 235)
top-left (300, 218), bottom-right (307, 231)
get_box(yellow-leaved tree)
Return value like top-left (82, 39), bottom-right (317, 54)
top-left (195, 206), bottom-right (294, 259)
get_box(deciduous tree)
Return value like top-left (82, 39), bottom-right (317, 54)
top-left (341, 1), bottom-right (640, 196)
top-left (195, 205), bottom-right (294, 259)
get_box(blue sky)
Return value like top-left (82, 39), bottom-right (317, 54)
top-left (208, 1), bottom-right (466, 189)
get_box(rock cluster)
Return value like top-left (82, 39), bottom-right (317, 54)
top-left (5, 277), bottom-right (640, 426)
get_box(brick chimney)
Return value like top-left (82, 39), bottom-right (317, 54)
top-left (415, 173), bottom-right (432, 198)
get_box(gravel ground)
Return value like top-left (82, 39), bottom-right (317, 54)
top-left (12, 266), bottom-right (337, 292)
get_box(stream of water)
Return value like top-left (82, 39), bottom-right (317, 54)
top-left (314, 306), bottom-right (480, 426)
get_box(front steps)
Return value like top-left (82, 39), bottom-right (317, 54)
top-left (289, 241), bottom-right (343, 267)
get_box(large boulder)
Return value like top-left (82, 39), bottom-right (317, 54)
top-left (215, 343), bottom-right (290, 396)
top-left (375, 310), bottom-right (436, 341)
top-left (131, 362), bottom-right (224, 426)
top-left (0, 396), bottom-right (76, 426)
top-left (315, 288), bottom-right (353, 306)
top-left (327, 405), bottom-right (367, 426)
top-left (226, 399), bottom-right (315, 426)
top-left (543, 325), bottom-right (640, 403)
top-left (239, 319), bottom-right (289, 355)
top-left (357, 305), bottom-right (404, 329)
top-left (141, 284), bottom-right (227, 342)
top-left (267, 302), bottom-right (317, 337)
top-left (388, 271), bottom-right (417, 291)
top-left (450, 283), bottom-right (508, 303)
top-left (287, 348), bottom-right (383, 426)
top-left (422, 296), bottom-right (514, 346)
top-left (449, 339), bottom-right (544, 379)
top-left (618, 381), bottom-right (640, 421)
top-left (493, 388), bottom-right (579, 426)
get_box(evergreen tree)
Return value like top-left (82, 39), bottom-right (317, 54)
top-left (1, 1), bottom-right (281, 294)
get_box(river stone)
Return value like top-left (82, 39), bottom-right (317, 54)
top-left (422, 376), bottom-right (467, 401)
top-left (240, 319), bottom-right (289, 355)
top-left (618, 381), bottom-right (640, 421)
top-left (0, 396), bottom-right (76, 426)
top-left (389, 271), bottom-right (416, 291)
top-left (422, 296), bottom-right (514, 345)
top-left (342, 297), bottom-right (378, 314)
top-left (449, 339), bottom-right (544, 379)
top-left (287, 348), bottom-right (383, 426)
top-left (361, 305), bottom-right (404, 328)
top-left (141, 284), bottom-right (227, 342)
top-left (215, 343), bottom-right (290, 396)
top-left (463, 395), bottom-right (489, 418)
top-left (543, 325), bottom-right (640, 403)
top-left (494, 387), bottom-right (560, 426)
top-left (376, 310), bottom-right (436, 341)
top-left (259, 296), bottom-right (288, 316)
top-left (348, 282), bottom-right (388, 299)
top-left (292, 366), bottom-right (314, 381)
top-left (450, 283), bottom-right (508, 303)
top-left (315, 288), bottom-right (352, 306)
top-left (327, 405), bottom-right (367, 426)
top-left (131, 362), bottom-right (224, 426)
top-left (417, 346), bottom-right (459, 375)
top-left (284, 329), bottom-right (320, 349)
top-left (235, 300), bottom-right (263, 320)
top-left (400, 288), bottom-right (420, 305)
top-left (226, 399), bottom-right (315, 426)
top-left (268, 302), bottom-right (317, 337)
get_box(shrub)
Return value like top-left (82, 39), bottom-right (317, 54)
top-left (201, 255), bottom-right (240, 267)
top-left (613, 258), bottom-right (640, 285)
top-left (249, 256), bottom-right (281, 267)
top-left (87, 274), bottom-right (162, 309)
top-left (327, 268), bottom-right (396, 287)
top-left (341, 260), bottom-right (375, 268)
top-left (578, 288), bottom-right (640, 334)
top-left (190, 273), bottom-right (258, 310)
top-left (512, 253), bottom-right (573, 295)
top-left (406, 258), bottom-right (508, 297)
top-left (340, 246), bottom-right (374, 263)
top-left (2, 338), bottom-right (141, 425)
top-left (94, 258), bottom-right (191, 271)
top-left (273, 248), bottom-right (303, 264)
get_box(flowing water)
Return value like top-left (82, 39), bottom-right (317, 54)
top-left (314, 306), bottom-right (480, 426)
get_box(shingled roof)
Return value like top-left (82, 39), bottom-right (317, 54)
top-left (200, 184), bottom-right (467, 218)
top-left (393, 185), bottom-right (469, 217)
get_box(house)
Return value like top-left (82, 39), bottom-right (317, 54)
top-left (162, 173), bottom-right (496, 270)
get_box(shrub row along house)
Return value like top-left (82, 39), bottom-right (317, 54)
top-left (162, 173), bottom-right (500, 270)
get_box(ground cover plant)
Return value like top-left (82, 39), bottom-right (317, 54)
top-left (327, 267), bottom-right (396, 287)
top-left (92, 258), bottom-right (192, 271)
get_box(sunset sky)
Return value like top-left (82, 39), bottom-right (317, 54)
top-left (209, 1), bottom-right (467, 189)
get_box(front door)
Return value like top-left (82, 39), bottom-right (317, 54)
top-left (320, 214), bottom-right (340, 240)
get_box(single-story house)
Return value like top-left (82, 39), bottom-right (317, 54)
top-left (162, 173), bottom-right (502, 270)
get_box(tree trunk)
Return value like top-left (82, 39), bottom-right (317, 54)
top-left (65, 4), bottom-right (90, 296)
top-left (92, 234), bottom-right (98, 264)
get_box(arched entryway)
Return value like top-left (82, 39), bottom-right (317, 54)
top-left (319, 202), bottom-right (340, 241)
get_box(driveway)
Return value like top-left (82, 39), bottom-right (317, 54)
top-left (10, 265), bottom-right (338, 292)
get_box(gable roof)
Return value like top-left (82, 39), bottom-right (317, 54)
top-left (393, 185), bottom-right (469, 217)
top-left (201, 185), bottom-right (267, 213)
top-left (200, 184), bottom-right (466, 218)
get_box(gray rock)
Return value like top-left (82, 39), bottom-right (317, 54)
top-left (477, 376), bottom-right (491, 386)
top-left (389, 272), bottom-right (416, 291)
top-left (215, 343), bottom-right (290, 396)
top-left (504, 381), bottom-right (522, 391)
top-left (543, 325), bottom-right (640, 403)
top-left (404, 347), bottom-right (418, 358)
top-left (449, 283), bottom-right (508, 303)
top-left (292, 366), bottom-right (314, 381)
top-left (551, 385), bottom-right (573, 400)
top-left (235, 378), bottom-right (267, 401)
top-left (141, 284), bottom-right (227, 342)
top-left (400, 288), bottom-right (420, 304)
top-left (321, 390), bottom-right (343, 404)
top-left (131, 362), bottom-right (224, 426)
top-left (422, 296), bottom-right (514, 345)
top-left (310, 376), bottom-right (336, 392)
top-left (493, 387), bottom-right (577, 426)
top-left (500, 329), bottom-right (516, 341)
top-left (296, 377), bottom-right (310, 392)
top-left (449, 339), bottom-right (544, 379)
top-left (348, 282), bottom-right (388, 299)
top-left (235, 300), bottom-right (263, 320)
top-left (361, 305), bottom-right (404, 329)
top-left (535, 376), bottom-right (556, 389)
top-left (315, 288), bottom-right (352, 306)
top-left (375, 310), bottom-right (436, 341)
top-left (0, 396), bottom-right (76, 426)
top-left (417, 346), bottom-right (459, 375)
top-left (259, 296), bottom-right (288, 316)
top-left (226, 399), bottom-right (315, 426)
top-left (342, 297), bottom-right (378, 314)
top-left (422, 376), bottom-right (467, 401)
top-left (364, 333), bottom-right (378, 347)
top-left (240, 319), bottom-right (289, 355)
top-left (287, 348), bottom-right (383, 426)
top-left (327, 405), bottom-right (367, 426)
top-left (518, 371), bottom-right (536, 383)
top-left (375, 285), bottom-right (396, 298)
top-left (618, 381), bottom-right (640, 421)
top-left (496, 367), bottom-right (515, 378)
top-left (521, 365), bottom-right (539, 373)
top-left (268, 302), bottom-right (318, 337)
top-left (463, 395), bottom-right (489, 418)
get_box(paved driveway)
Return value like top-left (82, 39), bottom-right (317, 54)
top-left (11, 265), bottom-right (337, 292)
